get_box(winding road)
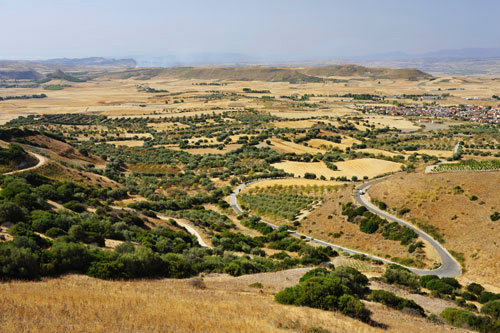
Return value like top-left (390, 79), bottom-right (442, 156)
top-left (3, 152), bottom-right (47, 175)
top-left (230, 178), bottom-right (461, 277)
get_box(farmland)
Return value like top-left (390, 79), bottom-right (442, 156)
top-left (0, 63), bottom-right (499, 332)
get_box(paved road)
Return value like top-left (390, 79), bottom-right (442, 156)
top-left (230, 178), bottom-right (461, 277)
top-left (355, 179), bottom-right (461, 277)
top-left (3, 152), bottom-right (47, 175)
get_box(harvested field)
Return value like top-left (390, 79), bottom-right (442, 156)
top-left (364, 115), bottom-right (420, 132)
top-left (369, 171), bottom-right (500, 287)
top-left (272, 158), bottom-right (402, 180)
top-left (169, 144), bottom-right (243, 155)
top-left (308, 136), bottom-right (361, 151)
top-left (272, 119), bottom-right (320, 129)
top-left (267, 138), bottom-right (325, 154)
top-left (357, 148), bottom-right (404, 158)
top-left (415, 150), bottom-right (454, 158)
top-left (244, 178), bottom-right (345, 190)
top-left (0, 272), bottom-right (467, 333)
top-left (106, 140), bottom-right (145, 147)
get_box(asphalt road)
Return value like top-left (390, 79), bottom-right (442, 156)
top-left (231, 178), bottom-right (461, 277)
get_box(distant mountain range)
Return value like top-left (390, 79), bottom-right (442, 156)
top-left (0, 57), bottom-right (136, 74)
top-left (1, 47), bottom-right (500, 77)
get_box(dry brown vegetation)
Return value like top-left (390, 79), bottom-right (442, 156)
top-left (0, 271), bottom-right (468, 333)
top-left (369, 171), bottom-right (500, 287)
top-left (295, 185), bottom-right (438, 268)
top-left (272, 158), bottom-right (402, 180)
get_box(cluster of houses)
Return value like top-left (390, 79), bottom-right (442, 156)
top-left (359, 104), bottom-right (500, 124)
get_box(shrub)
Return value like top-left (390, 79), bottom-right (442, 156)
top-left (481, 300), bottom-right (500, 319)
top-left (467, 283), bottom-right (485, 296)
top-left (0, 243), bottom-right (39, 279)
top-left (370, 290), bottom-right (425, 317)
top-left (299, 267), bottom-right (330, 282)
top-left (275, 269), bottom-right (371, 322)
top-left (304, 172), bottom-right (317, 179)
top-left (419, 274), bottom-right (439, 287)
top-left (478, 292), bottom-right (500, 304)
top-left (382, 265), bottom-right (420, 291)
top-left (441, 307), bottom-right (499, 332)
top-left (426, 279), bottom-right (454, 295)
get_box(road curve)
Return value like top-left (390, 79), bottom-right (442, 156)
top-left (110, 205), bottom-right (211, 249)
top-left (3, 152), bottom-right (47, 175)
top-left (355, 178), bottom-right (461, 277)
top-left (230, 178), bottom-right (461, 277)
top-left (156, 214), bottom-right (211, 249)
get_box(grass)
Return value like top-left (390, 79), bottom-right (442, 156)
top-left (0, 273), bottom-right (464, 333)
top-left (272, 158), bottom-right (402, 180)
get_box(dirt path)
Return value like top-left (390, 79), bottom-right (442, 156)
top-left (3, 152), bottom-right (47, 175)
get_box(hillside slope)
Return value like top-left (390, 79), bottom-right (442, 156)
top-left (300, 64), bottom-right (433, 80)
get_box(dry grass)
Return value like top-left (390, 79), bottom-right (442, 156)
top-left (363, 115), bottom-right (420, 132)
top-left (272, 158), bottom-right (402, 180)
top-left (267, 138), bottom-right (325, 154)
top-left (0, 271), bottom-right (467, 333)
top-left (308, 136), bottom-right (361, 151)
top-left (415, 150), bottom-right (454, 158)
top-left (106, 140), bottom-right (145, 147)
top-left (168, 144), bottom-right (243, 155)
top-left (296, 187), bottom-right (437, 268)
top-left (245, 178), bottom-right (345, 190)
top-left (369, 171), bottom-right (500, 287)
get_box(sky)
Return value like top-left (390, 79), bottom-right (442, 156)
top-left (1, 0), bottom-right (499, 61)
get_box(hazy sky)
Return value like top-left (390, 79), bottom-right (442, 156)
top-left (2, 0), bottom-right (499, 60)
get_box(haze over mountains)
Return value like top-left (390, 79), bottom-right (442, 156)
top-left (1, 47), bottom-right (500, 76)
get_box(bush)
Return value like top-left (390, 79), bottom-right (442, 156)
top-left (0, 243), bottom-right (39, 279)
top-left (441, 307), bottom-right (499, 332)
top-left (275, 269), bottom-right (371, 322)
top-left (382, 265), bottom-right (420, 291)
top-left (63, 201), bottom-right (86, 213)
top-left (419, 274), bottom-right (439, 287)
top-left (426, 279), bottom-right (454, 295)
top-left (370, 290), bottom-right (425, 317)
top-left (481, 300), bottom-right (500, 319)
top-left (467, 283), bottom-right (485, 296)
top-left (304, 172), bottom-right (317, 179)
top-left (478, 292), bottom-right (500, 304)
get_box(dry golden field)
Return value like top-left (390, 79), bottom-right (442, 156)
top-left (295, 186), bottom-right (439, 268)
top-left (244, 178), bottom-right (345, 190)
top-left (267, 138), bottom-right (326, 154)
top-left (272, 158), bottom-right (402, 179)
top-left (0, 272), bottom-right (469, 333)
top-left (369, 171), bottom-right (500, 287)
top-left (2, 73), bottom-right (500, 125)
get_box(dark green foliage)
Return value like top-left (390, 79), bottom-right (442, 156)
top-left (381, 265), bottom-right (420, 291)
top-left (299, 267), bottom-right (330, 283)
top-left (478, 292), bottom-right (500, 304)
top-left (63, 201), bottom-right (86, 213)
top-left (370, 290), bottom-right (425, 317)
top-left (441, 307), bottom-right (500, 332)
top-left (481, 300), bottom-right (500, 319)
top-left (419, 274), bottom-right (439, 287)
top-left (0, 242), bottom-right (39, 279)
top-left (275, 267), bottom-right (371, 322)
top-left (425, 279), bottom-right (455, 295)
top-left (467, 283), bottom-right (485, 296)
top-left (342, 203), bottom-right (417, 248)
